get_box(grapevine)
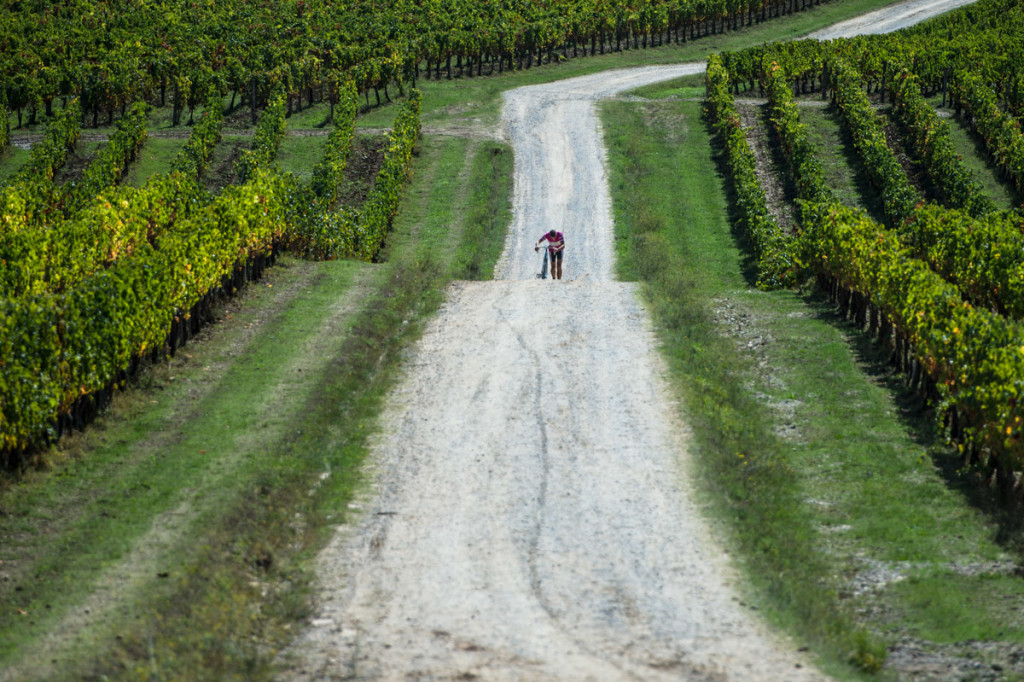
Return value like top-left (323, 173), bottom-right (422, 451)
top-left (704, 55), bottom-right (795, 288)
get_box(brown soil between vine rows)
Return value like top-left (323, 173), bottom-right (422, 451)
top-left (737, 103), bottom-right (798, 231)
top-left (335, 136), bottom-right (386, 208)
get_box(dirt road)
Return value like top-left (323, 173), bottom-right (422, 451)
top-left (280, 64), bottom-right (817, 682)
top-left (805, 0), bottom-right (977, 39)
top-left (280, 1), bottom-right (974, 679)
top-left (282, 280), bottom-right (821, 681)
top-left (496, 65), bottom-right (705, 281)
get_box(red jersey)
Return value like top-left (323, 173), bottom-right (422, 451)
top-left (539, 231), bottom-right (565, 253)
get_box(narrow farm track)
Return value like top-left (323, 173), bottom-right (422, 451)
top-left (281, 1), bottom-right (978, 680)
top-left (283, 65), bottom-right (820, 682)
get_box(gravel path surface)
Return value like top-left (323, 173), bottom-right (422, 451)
top-left (279, 62), bottom-right (817, 682)
top-left (805, 0), bottom-right (976, 38)
top-left (280, 1), bottom-right (975, 679)
top-left (496, 64), bottom-right (705, 281)
top-left (281, 281), bottom-right (820, 681)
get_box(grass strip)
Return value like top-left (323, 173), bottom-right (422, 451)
top-left (0, 146), bottom-right (32, 184)
top-left (122, 137), bottom-right (188, 187)
top-left (449, 141), bottom-right (514, 280)
top-left (930, 98), bottom-right (1022, 212)
top-left (275, 135), bottom-right (330, 185)
top-left (797, 104), bottom-right (885, 219)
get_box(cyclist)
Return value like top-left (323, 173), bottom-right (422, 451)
top-left (534, 229), bottom-right (565, 280)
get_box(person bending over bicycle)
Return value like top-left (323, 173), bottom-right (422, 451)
top-left (535, 229), bottom-right (565, 280)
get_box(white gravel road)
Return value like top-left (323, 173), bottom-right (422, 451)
top-left (281, 281), bottom-right (820, 681)
top-left (280, 1), bottom-right (973, 679)
top-left (805, 0), bottom-right (977, 39)
top-left (496, 64), bottom-right (706, 282)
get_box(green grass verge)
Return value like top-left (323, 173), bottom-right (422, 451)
top-left (602, 96), bottom-right (1023, 678)
top-left (275, 134), bottom-right (330, 185)
top-left (628, 72), bottom-right (708, 99)
top-left (797, 103), bottom-right (886, 219)
top-left (123, 136), bottom-right (188, 187)
top-left (931, 100), bottom-right (1022, 212)
top-left (449, 142), bottom-right (514, 280)
top-left (890, 573), bottom-right (1024, 644)
top-left (0, 145), bottom-right (31, 183)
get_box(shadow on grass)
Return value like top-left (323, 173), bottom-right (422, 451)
top-left (830, 104), bottom-right (889, 224)
top-left (703, 116), bottom-right (761, 289)
top-left (801, 283), bottom-right (1024, 553)
top-left (958, 115), bottom-right (1024, 210)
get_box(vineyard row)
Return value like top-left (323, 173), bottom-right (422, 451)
top-left (0, 88), bottom-right (420, 467)
top-left (707, 31), bottom-right (1024, 495)
top-left (1, 0), bottom-right (837, 130)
